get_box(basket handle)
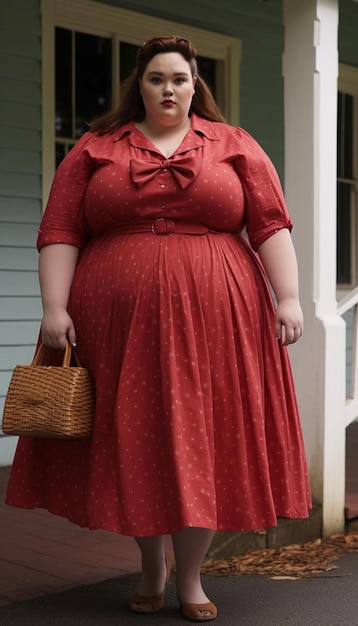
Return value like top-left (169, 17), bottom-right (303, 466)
top-left (31, 340), bottom-right (82, 367)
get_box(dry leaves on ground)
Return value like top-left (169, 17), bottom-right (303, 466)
top-left (201, 533), bottom-right (358, 579)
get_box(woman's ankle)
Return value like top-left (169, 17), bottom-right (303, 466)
top-left (175, 572), bottom-right (209, 604)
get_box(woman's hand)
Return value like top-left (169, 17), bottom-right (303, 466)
top-left (275, 298), bottom-right (303, 346)
top-left (40, 308), bottom-right (76, 350)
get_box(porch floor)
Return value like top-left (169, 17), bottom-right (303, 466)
top-left (0, 422), bottom-right (357, 606)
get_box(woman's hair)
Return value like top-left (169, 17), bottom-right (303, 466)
top-left (90, 35), bottom-right (226, 134)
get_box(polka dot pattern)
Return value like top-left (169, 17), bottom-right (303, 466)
top-left (6, 114), bottom-right (311, 536)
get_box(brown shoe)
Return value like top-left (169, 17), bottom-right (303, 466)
top-left (129, 553), bottom-right (172, 613)
top-left (180, 601), bottom-right (218, 621)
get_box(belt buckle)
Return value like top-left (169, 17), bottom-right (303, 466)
top-left (151, 218), bottom-right (173, 235)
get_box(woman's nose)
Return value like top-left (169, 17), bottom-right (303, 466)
top-left (163, 84), bottom-right (173, 95)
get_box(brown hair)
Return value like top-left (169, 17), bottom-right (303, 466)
top-left (90, 35), bottom-right (226, 134)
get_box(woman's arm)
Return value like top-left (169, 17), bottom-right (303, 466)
top-left (39, 244), bottom-right (79, 349)
top-left (257, 228), bottom-right (303, 346)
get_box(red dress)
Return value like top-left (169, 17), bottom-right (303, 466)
top-left (6, 114), bottom-right (311, 536)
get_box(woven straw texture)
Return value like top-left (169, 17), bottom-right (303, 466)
top-left (2, 342), bottom-right (95, 439)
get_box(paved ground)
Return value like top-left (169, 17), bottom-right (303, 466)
top-left (1, 552), bottom-right (358, 625)
top-left (0, 422), bottom-right (357, 623)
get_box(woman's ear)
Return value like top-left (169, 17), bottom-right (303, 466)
top-left (192, 76), bottom-right (197, 93)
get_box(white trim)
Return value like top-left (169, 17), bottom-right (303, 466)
top-left (54, 0), bottom-right (240, 69)
top-left (283, 0), bottom-right (344, 536)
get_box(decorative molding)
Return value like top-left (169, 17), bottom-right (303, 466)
top-left (55, 0), bottom-right (241, 62)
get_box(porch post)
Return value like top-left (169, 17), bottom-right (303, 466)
top-left (282, 0), bottom-right (345, 535)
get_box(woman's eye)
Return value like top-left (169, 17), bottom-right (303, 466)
top-left (150, 77), bottom-right (161, 84)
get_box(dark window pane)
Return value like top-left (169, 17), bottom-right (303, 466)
top-left (337, 92), bottom-right (353, 179)
top-left (198, 56), bottom-right (216, 97)
top-left (120, 42), bottom-right (138, 82)
top-left (55, 143), bottom-right (66, 168)
top-left (75, 32), bottom-right (112, 137)
top-left (55, 28), bottom-right (72, 138)
top-left (55, 142), bottom-right (76, 169)
top-left (337, 181), bottom-right (352, 284)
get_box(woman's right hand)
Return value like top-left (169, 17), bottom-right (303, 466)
top-left (40, 308), bottom-right (77, 350)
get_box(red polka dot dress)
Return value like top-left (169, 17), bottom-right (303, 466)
top-left (6, 114), bottom-right (311, 536)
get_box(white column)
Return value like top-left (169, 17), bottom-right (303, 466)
top-left (283, 0), bottom-right (345, 535)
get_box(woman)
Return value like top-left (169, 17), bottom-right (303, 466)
top-left (6, 35), bottom-right (311, 621)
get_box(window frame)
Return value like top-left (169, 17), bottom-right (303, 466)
top-left (41, 0), bottom-right (242, 207)
top-left (337, 63), bottom-right (358, 293)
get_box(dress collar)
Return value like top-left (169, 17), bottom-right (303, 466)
top-left (111, 113), bottom-right (221, 146)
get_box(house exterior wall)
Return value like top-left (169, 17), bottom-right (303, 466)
top-left (0, 0), bottom-right (43, 461)
top-left (0, 0), bottom-right (357, 478)
top-left (0, 0), bottom-right (287, 463)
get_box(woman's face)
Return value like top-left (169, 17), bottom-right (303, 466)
top-left (139, 52), bottom-right (196, 126)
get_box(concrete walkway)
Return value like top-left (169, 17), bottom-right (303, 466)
top-left (0, 552), bottom-right (358, 625)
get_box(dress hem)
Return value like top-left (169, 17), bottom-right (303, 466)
top-left (5, 500), bottom-right (311, 537)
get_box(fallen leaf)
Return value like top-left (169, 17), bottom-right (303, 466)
top-left (270, 576), bottom-right (299, 580)
top-left (201, 532), bottom-right (358, 579)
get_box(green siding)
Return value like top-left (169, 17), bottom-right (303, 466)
top-left (0, 248), bottom-right (38, 270)
top-left (0, 26), bottom-right (41, 59)
top-left (0, 173), bottom-right (42, 198)
top-left (0, 197), bottom-right (41, 222)
top-left (0, 125), bottom-right (41, 150)
top-left (1, 101), bottom-right (42, 130)
top-left (0, 0), bottom-right (42, 420)
top-left (0, 77), bottom-right (41, 106)
top-left (0, 148), bottom-right (41, 174)
top-left (0, 298), bottom-right (42, 321)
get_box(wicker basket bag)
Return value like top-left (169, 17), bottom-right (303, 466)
top-left (2, 341), bottom-right (95, 439)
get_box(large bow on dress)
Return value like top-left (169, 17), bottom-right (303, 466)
top-left (130, 155), bottom-right (202, 189)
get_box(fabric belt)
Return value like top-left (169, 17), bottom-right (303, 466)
top-left (114, 218), bottom-right (212, 235)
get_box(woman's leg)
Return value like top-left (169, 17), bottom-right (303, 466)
top-left (172, 527), bottom-right (215, 611)
top-left (130, 535), bottom-right (167, 611)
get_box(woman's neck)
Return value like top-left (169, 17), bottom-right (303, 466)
top-left (135, 117), bottom-right (191, 157)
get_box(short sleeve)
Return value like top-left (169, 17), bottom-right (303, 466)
top-left (37, 132), bottom-right (96, 251)
top-left (233, 128), bottom-right (292, 250)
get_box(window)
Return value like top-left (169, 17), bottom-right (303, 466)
top-left (337, 65), bottom-right (358, 289)
top-left (54, 32), bottom-right (218, 168)
top-left (42, 0), bottom-right (241, 203)
top-left (337, 92), bottom-right (355, 286)
top-left (55, 28), bottom-right (112, 166)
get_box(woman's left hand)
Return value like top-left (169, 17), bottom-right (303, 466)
top-left (275, 298), bottom-right (303, 346)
